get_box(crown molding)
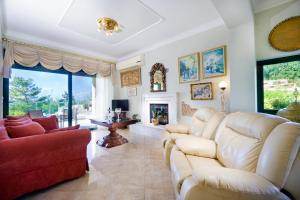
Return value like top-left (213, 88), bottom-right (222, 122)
top-left (252, 0), bottom-right (293, 14)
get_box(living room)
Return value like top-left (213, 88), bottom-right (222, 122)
top-left (0, 0), bottom-right (299, 200)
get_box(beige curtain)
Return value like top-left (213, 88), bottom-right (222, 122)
top-left (2, 40), bottom-right (114, 78)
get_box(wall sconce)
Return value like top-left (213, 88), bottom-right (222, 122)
top-left (219, 81), bottom-right (227, 112)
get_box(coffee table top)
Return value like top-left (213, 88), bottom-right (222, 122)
top-left (90, 118), bottom-right (138, 128)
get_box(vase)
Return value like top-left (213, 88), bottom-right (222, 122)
top-left (152, 118), bottom-right (159, 126)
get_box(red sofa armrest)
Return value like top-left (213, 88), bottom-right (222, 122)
top-left (0, 129), bottom-right (91, 174)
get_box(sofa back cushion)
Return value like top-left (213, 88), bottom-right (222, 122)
top-left (256, 122), bottom-right (300, 195)
top-left (202, 112), bottom-right (226, 139)
top-left (6, 122), bottom-right (45, 138)
top-left (0, 119), bottom-right (4, 126)
top-left (5, 117), bottom-right (32, 127)
top-left (45, 124), bottom-right (80, 133)
top-left (190, 108), bottom-right (216, 136)
top-left (32, 115), bottom-right (59, 131)
top-left (215, 112), bottom-right (287, 172)
top-left (0, 126), bottom-right (10, 141)
top-left (6, 115), bottom-right (29, 120)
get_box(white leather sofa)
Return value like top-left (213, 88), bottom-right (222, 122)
top-left (168, 112), bottom-right (300, 200)
top-left (163, 108), bottom-right (225, 167)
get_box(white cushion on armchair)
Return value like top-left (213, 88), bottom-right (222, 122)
top-left (176, 136), bottom-right (217, 158)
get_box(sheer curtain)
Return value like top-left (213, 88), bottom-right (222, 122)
top-left (93, 74), bottom-right (114, 119)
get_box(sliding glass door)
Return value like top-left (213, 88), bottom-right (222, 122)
top-left (4, 63), bottom-right (95, 127)
top-left (72, 75), bottom-right (94, 127)
top-left (9, 67), bottom-right (69, 115)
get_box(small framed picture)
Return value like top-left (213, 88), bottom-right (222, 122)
top-left (178, 53), bottom-right (200, 83)
top-left (127, 87), bottom-right (137, 97)
top-left (190, 82), bottom-right (213, 100)
top-left (202, 45), bottom-right (226, 79)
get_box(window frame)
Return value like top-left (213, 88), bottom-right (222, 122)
top-left (256, 54), bottom-right (300, 114)
top-left (3, 62), bottom-right (95, 127)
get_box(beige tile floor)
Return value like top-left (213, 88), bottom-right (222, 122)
top-left (20, 126), bottom-right (175, 200)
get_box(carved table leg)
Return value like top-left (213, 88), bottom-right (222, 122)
top-left (97, 126), bottom-right (128, 148)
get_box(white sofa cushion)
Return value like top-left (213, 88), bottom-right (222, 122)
top-left (215, 112), bottom-right (287, 172)
top-left (170, 146), bottom-right (223, 196)
top-left (178, 167), bottom-right (289, 200)
top-left (257, 122), bottom-right (300, 190)
top-left (165, 124), bottom-right (189, 134)
top-left (176, 136), bottom-right (217, 158)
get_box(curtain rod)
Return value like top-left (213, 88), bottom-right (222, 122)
top-left (2, 37), bottom-right (116, 65)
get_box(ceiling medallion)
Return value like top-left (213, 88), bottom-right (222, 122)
top-left (97, 17), bottom-right (122, 36)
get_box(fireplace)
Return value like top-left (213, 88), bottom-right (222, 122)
top-left (150, 104), bottom-right (169, 125)
top-left (142, 93), bottom-right (178, 126)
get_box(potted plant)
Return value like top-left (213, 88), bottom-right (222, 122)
top-left (151, 110), bottom-right (160, 126)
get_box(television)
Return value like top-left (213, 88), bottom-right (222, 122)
top-left (112, 99), bottom-right (129, 112)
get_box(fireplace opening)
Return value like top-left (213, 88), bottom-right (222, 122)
top-left (150, 104), bottom-right (169, 125)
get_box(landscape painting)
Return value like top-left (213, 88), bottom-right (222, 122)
top-left (190, 82), bottom-right (213, 100)
top-left (178, 53), bottom-right (200, 83)
top-left (202, 46), bottom-right (226, 79)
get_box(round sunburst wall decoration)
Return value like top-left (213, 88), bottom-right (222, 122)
top-left (268, 16), bottom-right (300, 52)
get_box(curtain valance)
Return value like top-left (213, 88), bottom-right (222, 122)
top-left (1, 40), bottom-right (115, 78)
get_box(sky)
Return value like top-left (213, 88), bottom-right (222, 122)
top-left (11, 68), bottom-right (92, 101)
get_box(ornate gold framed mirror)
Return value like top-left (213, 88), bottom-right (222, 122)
top-left (150, 63), bottom-right (166, 92)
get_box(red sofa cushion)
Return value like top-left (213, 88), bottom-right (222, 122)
top-left (46, 124), bottom-right (80, 133)
top-left (5, 118), bottom-right (32, 127)
top-left (6, 115), bottom-right (30, 120)
top-left (32, 115), bottom-right (59, 131)
top-left (6, 122), bottom-right (46, 138)
top-left (0, 119), bottom-right (4, 126)
top-left (0, 126), bottom-right (10, 141)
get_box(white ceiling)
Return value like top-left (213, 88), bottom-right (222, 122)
top-left (2, 0), bottom-right (225, 61)
top-left (2, 0), bottom-right (289, 61)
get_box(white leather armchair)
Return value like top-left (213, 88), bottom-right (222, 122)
top-left (163, 108), bottom-right (225, 167)
top-left (169, 112), bottom-right (300, 200)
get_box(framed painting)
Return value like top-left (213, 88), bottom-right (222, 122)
top-left (178, 53), bottom-right (200, 83)
top-left (127, 87), bottom-right (137, 96)
top-left (202, 46), bottom-right (226, 79)
top-left (120, 67), bottom-right (141, 87)
top-left (190, 82), bottom-right (213, 100)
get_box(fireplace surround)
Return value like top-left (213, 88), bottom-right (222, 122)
top-left (142, 93), bottom-right (178, 126)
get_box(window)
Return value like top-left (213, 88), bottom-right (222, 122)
top-left (257, 55), bottom-right (300, 114)
top-left (3, 63), bottom-right (95, 127)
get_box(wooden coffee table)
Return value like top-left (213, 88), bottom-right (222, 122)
top-left (90, 119), bottom-right (138, 148)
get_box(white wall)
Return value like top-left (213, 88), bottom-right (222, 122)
top-left (114, 25), bottom-right (232, 123)
top-left (255, 0), bottom-right (300, 61)
top-left (228, 21), bottom-right (256, 112)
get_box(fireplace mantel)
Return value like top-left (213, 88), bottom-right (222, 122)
top-left (142, 92), bottom-right (178, 125)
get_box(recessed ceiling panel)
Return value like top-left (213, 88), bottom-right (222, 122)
top-left (59, 0), bottom-right (162, 45)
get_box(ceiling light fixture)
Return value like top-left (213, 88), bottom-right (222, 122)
top-left (97, 17), bottom-right (122, 36)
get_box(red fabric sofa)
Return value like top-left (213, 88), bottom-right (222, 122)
top-left (0, 116), bottom-right (91, 200)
